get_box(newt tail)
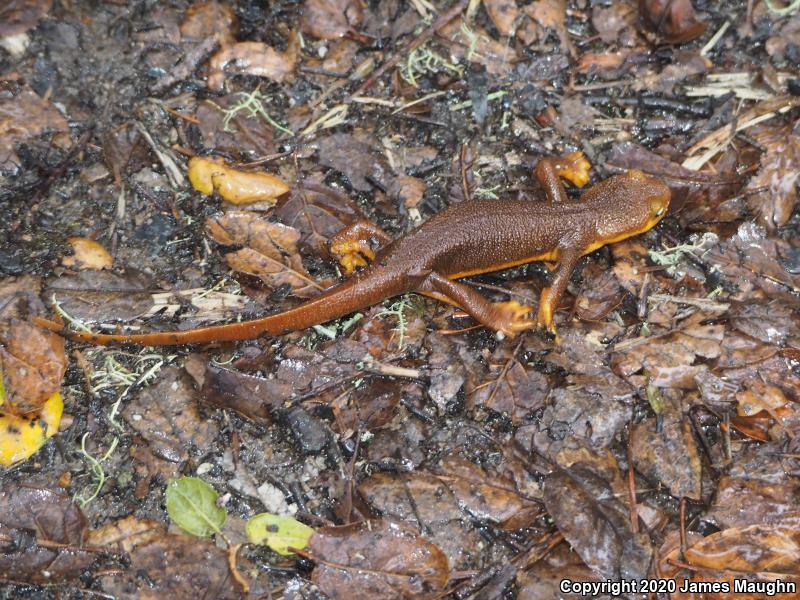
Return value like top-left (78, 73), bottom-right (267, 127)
top-left (33, 270), bottom-right (404, 346)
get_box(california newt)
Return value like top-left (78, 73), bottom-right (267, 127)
top-left (34, 152), bottom-right (670, 345)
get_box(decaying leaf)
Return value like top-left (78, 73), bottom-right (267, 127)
top-left (686, 524), bottom-right (800, 577)
top-left (194, 97), bottom-right (275, 157)
top-left (331, 378), bottom-right (402, 434)
top-left (0, 0), bottom-right (52, 37)
top-left (0, 0), bottom-right (52, 57)
top-left (206, 211), bottom-right (325, 298)
top-left (707, 474), bottom-right (800, 530)
top-left (0, 318), bottom-right (67, 415)
top-left (97, 530), bottom-right (240, 599)
top-left (484, 0), bottom-right (520, 37)
top-left (122, 367), bottom-right (219, 464)
top-left (180, 1), bottom-right (238, 47)
top-left (315, 132), bottom-right (391, 192)
top-left (195, 361), bottom-right (286, 424)
top-left (62, 237), bottom-right (113, 270)
top-left (43, 268), bottom-right (154, 323)
top-left (469, 354), bottom-right (549, 424)
top-left (745, 129), bottom-right (800, 230)
top-left (309, 519), bottom-right (450, 599)
top-left (543, 455), bottom-right (652, 580)
top-left (439, 456), bottom-right (541, 529)
top-left (0, 76), bottom-right (70, 172)
top-left (638, 0), bottom-right (706, 43)
top-left (301, 0), bottom-right (363, 40)
top-left (207, 33), bottom-right (299, 92)
top-left (522, 0), bottom-right (573, 56)
top-left (274, 180), bottom-right (365, 255)
top-left (0, 485), bottom-right (94, 583)
top-left (440, 19), bottom-right (518, 75)
top-left (246, 512), bottom-right (314, 556)
top-left (630, 395), bottom-right (703, 500)
top-left (188, 155), bottom-right (289, 205)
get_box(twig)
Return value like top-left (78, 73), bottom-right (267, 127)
top-left (133, 121), bottom-right (186, 187)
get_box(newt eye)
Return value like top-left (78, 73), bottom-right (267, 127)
top-left (655, 207), bottom-right (665, 217)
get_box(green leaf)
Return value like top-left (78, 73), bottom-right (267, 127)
top-left (246, 513), bottom-right (314, 556)
top-left (165, 476), bottom-right (227, 537)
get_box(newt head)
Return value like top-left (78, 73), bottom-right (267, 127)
top-left (627, 169), bottom-right (671, 231)
top-left (584, 169), bottom-right (671, 252)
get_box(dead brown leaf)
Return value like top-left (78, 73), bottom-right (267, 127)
top-left (206, 211), bottom-right (325, 298)
top-left (0, 76), bottom-right (69, 172)
top-left (0, 485), bottom-right (93, 584)
top-left (0, 0), bottom-right (52, 37)
top-left (543, 457), bottom-right (652, 580)
top-left (274, 180), bottom-right (365, 255)
top-left (301, 0), bottom-right (363, 40)
top-left (44, 268), bottom-right (155, 323)
top-left (207, 33), bottom-right (299, 92)
top-left (0, 318), bottom-right (66, 415)
top-left (98, 529), bottom-right (240, 600)
top-left (331, 378), bottom-right (401, 435)
top-left (591, 1), bottom-right (637, 43)
top-left (197, 361), bottom-right (289, 424)
top-left (522, 0), bottom-right (573, 56)
top-left (194, 98), bottom-right (275, 157)
top-left (388, 174), bottom-right (426, 209)
top-left (310, 519), bottom-right (450, 599)
top-left (315, 132), bottom-right (391, 192)
top-left (574, 265), bottom-right (625, 322)
top-left (469, 354), bottom-right (549, 424)
top-left (638, 0), bottom-right (706, 43)
top-left (358, 471), bottom-right (485, 571)
top-left (685, 524), bottom-right (800, 581)
top-left (440, 20), bottom-right (518, 75)
top-left (613, 319), bottom-right (724, 384)
top-left (438, 456), bottom-right (541, 529)
top-left (745, 129), bottom-right (800, 230)
top-left (707, 224), bottom-right (800, 304)
top-left (180, 1), bottom-right (238, 47)
top-left (708, 475), bottom-right (800, 530)
top-left (122, 366), bottom-right (219, 463)
top-left (630, 394), bottom-right (703, 500)
top-left (86, 514), bottom-right (164, 552)
top-left (484, 0), bottom-right (520, 37)
top-left (102, 123), bottom-right (144, 187)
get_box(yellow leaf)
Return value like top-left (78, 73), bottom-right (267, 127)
top-left (246, 512), bottom-right (314, 556)
top-left (188, 156), bottom-right (289, 205)
top-left (0, 392), bottom-right (63, 467)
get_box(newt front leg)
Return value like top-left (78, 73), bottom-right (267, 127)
top-left (330, 220), bottom-right (392, 274)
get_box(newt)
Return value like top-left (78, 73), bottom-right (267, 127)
top-left (34, 152), bottom-right (670, 346)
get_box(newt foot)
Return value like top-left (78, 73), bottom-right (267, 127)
top-left (492, 300), bottom-right (536, 337)
top-left (556, 151), bottom-right (591, 188)
top-left (330, 239), bottom-right (376, 275)
top-left (535, 305), bottom-right (560, 344)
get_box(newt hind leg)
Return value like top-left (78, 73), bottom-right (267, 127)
top-left (535, 151), bottom-right (592, 203)
top-left (421, 272), bottom-right (535, 336)
top-left (330, 220), bottom-right (392, 275)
